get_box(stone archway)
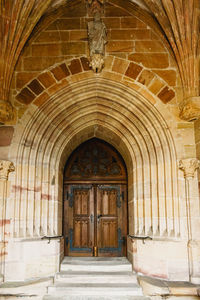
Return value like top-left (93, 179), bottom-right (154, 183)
top-left (63, 138), bottom-right (128, 257)
top-left (6, 77), bottom-right (185, 281)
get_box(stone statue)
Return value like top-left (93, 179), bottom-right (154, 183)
top-left (88, 12), bottom-right (107, 72)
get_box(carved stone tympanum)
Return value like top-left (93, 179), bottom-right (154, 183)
top-left (88, 12), bottom-right (107, 73)
top-left (179, 158), bottom-right (200, 178)
top-left (0, 160), bottom-right (15, 181)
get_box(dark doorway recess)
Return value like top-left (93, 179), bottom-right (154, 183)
top-left (63, 138), bottom-right (128, 257)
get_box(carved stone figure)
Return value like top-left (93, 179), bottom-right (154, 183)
top-left (88, 12), bottom-right (107, 72)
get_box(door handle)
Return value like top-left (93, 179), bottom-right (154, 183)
top-left (90, 214), bottom-right (94, 223)
top-left (97, 214), bottom-right (102, 223)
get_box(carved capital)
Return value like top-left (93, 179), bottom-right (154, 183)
top-left (179, 158), bottom-right (200, 178)
top-left (90, 54), bottom-right (105, 73)
top-left (0, 160), bottom-right (15, 181)
top-left (0, 100), bottom-right (14, 124)
top-left (179, 97), bottom-right (200, 122)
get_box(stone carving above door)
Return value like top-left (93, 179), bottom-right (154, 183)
top-left (64, 139), bottom-right (126, 181)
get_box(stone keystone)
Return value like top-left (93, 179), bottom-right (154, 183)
top-left (179, 158), bottom-right (200, 179)
top-left (0, 160), bottom-right (15, 181)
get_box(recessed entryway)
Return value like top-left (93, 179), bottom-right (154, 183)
top-left (63, 138), bottom-right (128, 257)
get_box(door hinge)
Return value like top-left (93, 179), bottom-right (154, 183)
top-left (117, 192), bottom-right (124, 208)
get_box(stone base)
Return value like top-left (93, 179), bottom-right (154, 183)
top-left (127, 237), bottom-right (189, 281)
top-left (179, 97), bottom-right (200, 122)
top-left (4, 238), bottom-right (63, 281)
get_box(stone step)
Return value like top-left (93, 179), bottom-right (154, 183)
top-left (47, 282), bottom-right (143, 296)
top-left (60, 257), bottom-right (132, 272)
top-left (43, 296), bottom-right (150, 300)
top-left (55, 270), bottom-right (138, 283)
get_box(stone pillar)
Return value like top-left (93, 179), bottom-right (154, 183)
top-left (179, 158), bottom-right (200, 283)
top-left (0, 160), bottom-right (15, 281)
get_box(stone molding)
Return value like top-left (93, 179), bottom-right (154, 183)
top-left (179, 158), bottom-right (200, 179)
top-left (0, 160), bottom-right (15, 181)
top-left (179, 97), bottom-right (200, 122)
top-left (188, 240), bottom-right (200, 248)
top-left (15, 56), bottom-right (176, 113)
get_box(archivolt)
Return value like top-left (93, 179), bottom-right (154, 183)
top-left (10, 78), bottom-right (180, 239)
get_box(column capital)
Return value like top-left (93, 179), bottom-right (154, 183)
top-left (179, 96), bottom-right (200, 122)
top-left (179, 158), bottom-right (200, 179)
top-left (0, 160), bottom-right (15, 181)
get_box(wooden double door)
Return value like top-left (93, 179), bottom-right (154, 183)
top-left (63, 184), bottom-right (127, 257)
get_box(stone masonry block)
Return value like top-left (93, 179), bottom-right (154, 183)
top-left (48, 18), bottom-right (80, 30)
top-left (51, 64), bottom-right (70, 81)
top-left (16, 72), bottom-right (39, 89)
top-left (158, 86), bottom-right (175, 103)
top-left (149, 78), bottom-right (165, 95)
top-left (62, 42), bottom-right (86, 55)
top-left (105, 3), bottom-right (130, 17)
top-left (138, 70), bottom-right (155, 86)
top-left (135, 41), bottom-right (166, 52)
top-left (125, 62), bottom-right (143, 80)
top-left (128, 53), bottom-right (169, 68)
top-left (68, 59), bottom-right (82, 74)
top-left (80, 57), bottom-right (90, 71)
top-left (110, 29), bottom-right (150, 40)
top-left (38, 72), bottom-right (56, 88)
top-left (16, 88), bottom-right (35, 105)
top-left (112, 57), bottom-right (129, 74)
top-left (28, 79), bottom-right (44, 95)
top-left (106, 41), bottom-right (134, 52)
top-left (32, 44), bottom-right (61, 57)
top-left (121, 17), bottom-right (146, 29)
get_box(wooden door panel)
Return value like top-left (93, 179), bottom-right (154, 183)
top-left (97, 185), bottom-right (124, 256)
top-left (74, 220), bottom-right (90, 247)
top-left (67, 185), bottom-right (94, 256)
top-left (64, 184), bottom-right (127, 257)
top-left (100, 220), bottom-right (118, 247)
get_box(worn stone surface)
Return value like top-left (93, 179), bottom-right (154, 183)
top-left (16, 88), bottom-right (35, 105)
top-left (51, 64), bottom-right (70, 81)
top-left (125, 62), bottom-right (143, 80)
top-left (158, 86), bottom-right (175, 103)
top-left (0, 127), bottom-right (14, 146)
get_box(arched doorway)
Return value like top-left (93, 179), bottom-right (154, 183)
top-left (63, 138), bottom-right (127, 257)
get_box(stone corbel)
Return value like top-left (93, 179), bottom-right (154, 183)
top-left (179, 158), bottom-right (200, 179)
top-left (0, 160), bottom-right (15, 181)
top-left (179, 97), bottom-right (200, 122)
top-left (0, 100), bottom-right (14, 124)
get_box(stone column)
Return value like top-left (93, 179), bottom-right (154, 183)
top-left (179, 158), bottom-right (200, 283)
top-left (0, 160), bottom-right (15, 281)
